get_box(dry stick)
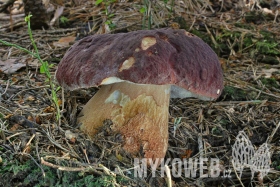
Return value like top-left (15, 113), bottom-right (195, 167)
top-left (41, 158), bottom-right (114, 178)
top-left (7, 86), bottom-right (49, 101)
top-left (0, 104), bottom-right (13, 115)
top-left (61, 87), bottom-right (65, 113)
top-left (273, 10), bottom-right (279, 23)
top-left (188, 16), bottom-right (196, 31)
top-left (41, 157), bottom-right (86, 172)
top-left (204, 24), bottom-right (218, 48)
top-left (35, 139), bottom-right (41, 165)
top-left (83, 148), bottom-right (91, 164)
top-left (165, 164), bottom-right (172, 187)
top-left (1, 80), bottom-right (9, 95)
top-left (198, 134), bottom-right (204, 158)
top-left (226, 76), bottom-right (280, 99)
top-left (232, 160), bottom-right (245, 187)
top-left (42, 129), bottom-right (80, 158)
top-left (6, 132), bottom-right (26, 140)
top-left (267, 122), bottom-right (280, 143)
top-left (98, 164), bottom-right (120, 187)
top-left (113, 165), bottom-right (135, 182)
top-left (23, 134), bottom-right (36, 153)
top-left (219, 0), bottom-right (224, 12)
top-left (0, 20), bottom-right (25, 32)
top-left (247, 85), bottom-right (280, 99)
top-left (99, 164), bottom-right (116, 177)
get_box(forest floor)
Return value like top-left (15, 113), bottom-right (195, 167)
top-left (0, 0), bottom-right (280, 186)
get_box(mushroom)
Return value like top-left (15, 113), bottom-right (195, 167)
top-left (56, 28), bottom-right (223, 162)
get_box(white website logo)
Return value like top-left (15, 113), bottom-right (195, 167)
top-left (132, 131), bottom-right (271, 179)
top-left (134, 157), bottom-right (221, 178)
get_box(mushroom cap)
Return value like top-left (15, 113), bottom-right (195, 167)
top-left (56, 28), bottom-right (223, 100)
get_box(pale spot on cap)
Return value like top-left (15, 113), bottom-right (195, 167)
top-left (119, 57), bottom-right (135, 72)
top-left (141, 37), bottom-right (156, 50)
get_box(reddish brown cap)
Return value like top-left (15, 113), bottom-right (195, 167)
top-left (56, 28), bottom-right (223, 100)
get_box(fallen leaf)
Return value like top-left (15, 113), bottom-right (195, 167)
top-left (65, 130), bottom-right (77, 144)
top-left (43, 106), bottom-right (55, 113)
top-left (0, 58), bottom-right (38, 74)
top-left (10, 123), bottom-right (21, 131)
top-left (65, 130), bottom-right (77, 140)
top-left (50, 6), bottom-right (64, 26)
top-left (0, 58), bottom-right (26, 74)
top-left (180, 149), bottom-right (193, 159)
top-left (53, 36), bottom-right (76, 48)
top-left (261, 68), bottom-right (279, 78)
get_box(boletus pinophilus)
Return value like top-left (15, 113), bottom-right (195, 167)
top-left (56, 28), bottom-right (224, 164)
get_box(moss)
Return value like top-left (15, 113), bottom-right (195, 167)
top-left (73, 175), bottom-right (123, 187)
top-left (256, 40), bottom-right (280, 55)
top-left (260, 77), bottom-right (280, 89)
top-left (211, 127), bottom-right (223, 135)
top-left (190, 29), bottom-right (221, 55)
top-left (259, 55), bottom-right (280, 65)
top-left (271, 153), bottom-right (280, 171)
top-left (243, 36), bottom-right (254, 48)
top-left (260, 30), bottom-right (276, 39)
top-left (190, 29), bottom-right (211, 44)
top-left (221, 86), bottom-right (256, 101)
top-left (219, 119), bottom-right (230, 126)
top-left (0, 157), bottom-right (127, 186)
top-left (188, 17), bottom-right (279, 61)
top-left (173, 16), bottom-right (189, 30)
top-left (234, 22), bottom-right (255, 30)
top-left (244, 11), bottom-right (265, 24)
top-left (216, 30), bottom-right (241, 40)
top-left (23, 165), bottom-right (57, 186)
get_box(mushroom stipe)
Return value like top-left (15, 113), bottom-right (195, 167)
top-left (78, 81), bottom-right (170, 161)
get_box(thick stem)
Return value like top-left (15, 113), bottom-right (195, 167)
top-left (78, 81), bottom-right (170, 161)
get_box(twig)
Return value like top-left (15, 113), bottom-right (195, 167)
top-left (247, 85), bottom-right (280, 99)
top-left (99, 164), bottom-right (116, 177)
top-left (41, 157), bottom-right (85, 171)
top-left (232, 160), bottom-right (245, 187)
top-left (83, 148), bottom-right (91, 164)
top-left (267, 122), bottom-right (280, 143)
top-left (204, 24), bottom-right (218, 48)
top-left (6, 132), bottom-right (26, 140)
top-left (0, 105), bottom-right (13, 115)
top-left (2, 80), bottom-right (9, 95)
top-left (43, 129), bottom-right (80, 158)
top-left (23, 133), bottom-right (36, 153)
top-left (165, 164), bottom-right (172, 187)
top-left (188, 16), bottom-right (196, 31)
